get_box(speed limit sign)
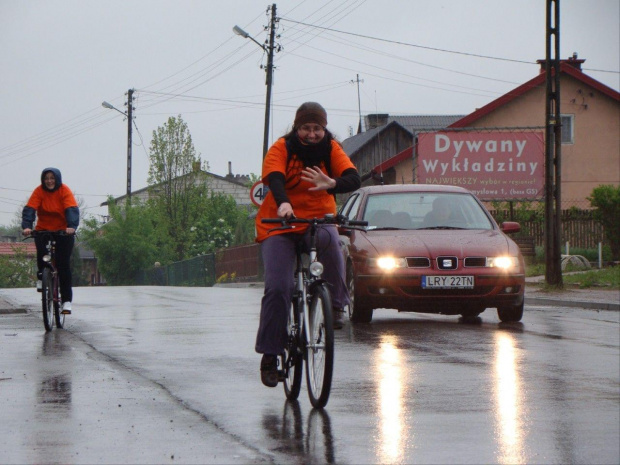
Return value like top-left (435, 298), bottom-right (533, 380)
top-left (250, 180), bottom-right (270, 207)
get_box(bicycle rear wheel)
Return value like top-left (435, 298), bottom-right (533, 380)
top-left (41, 268), bottom-right (54, 332)
top-left (305, 283), bottom-right (334, 408)
top-left (283, 298), bottom-right (303, 400)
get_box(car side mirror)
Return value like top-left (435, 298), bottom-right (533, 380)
top-left (338, 226), bottom-right (352, 237)
top-left (500, 221), bottom-right (521, 234)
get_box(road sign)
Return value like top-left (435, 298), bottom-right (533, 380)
top-left (250, 181), bottom-right (270, 207)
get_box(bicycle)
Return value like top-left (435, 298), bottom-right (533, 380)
top-left (262, 214), bottom-right (367, 408)
top-left (26, 230), bottom-right (69, 332)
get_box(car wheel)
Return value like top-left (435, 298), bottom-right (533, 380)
top-left (497, 302), bottom-right (524, 322)
top-left (347, 264), bottom-right (373, 323)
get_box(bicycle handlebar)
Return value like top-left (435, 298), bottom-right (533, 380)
top-left (23, 230), bottom-right (72, 241)
top-left (262, 214), bottom-right (368, 228)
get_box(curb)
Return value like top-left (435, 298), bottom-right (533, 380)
top-left (525, 296), bottom-right (619, 311)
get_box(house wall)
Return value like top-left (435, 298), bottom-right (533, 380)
top-left (452, 75), bottom-right (620, 206)
top-left (351, 126), bottom-right (412, 177)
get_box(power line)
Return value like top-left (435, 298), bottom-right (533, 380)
top-left (280, 17), bottom-right (537, 65)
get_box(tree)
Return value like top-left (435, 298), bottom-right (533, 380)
top-left (189, 192), bottom-right (254, 255)
top-left (81, 198), bottom-right (159, 285)
top-left (588, 185), bottom-right (620, 260)
top-left (0, 247), bottom-right (33, 288)
top-left (147, 115), bottom-right (206, 260)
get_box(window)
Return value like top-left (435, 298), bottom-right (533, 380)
top-left (561, 114), bottom-right (574, 144)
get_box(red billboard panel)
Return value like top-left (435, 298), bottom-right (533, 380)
top-left (417, 131), bottom-right (544, 200)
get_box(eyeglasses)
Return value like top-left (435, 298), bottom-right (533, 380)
top-left (298, 124), bottom-right (325, 134)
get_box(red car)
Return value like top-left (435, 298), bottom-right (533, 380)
top-left (338, 184), bottom-right (525, 323)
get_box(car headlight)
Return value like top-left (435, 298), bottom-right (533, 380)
top-left (368, 257), bottom-right (407, 271)
top-left (487, 256), bottom-right (519, 270)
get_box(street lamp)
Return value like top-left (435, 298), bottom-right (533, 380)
top-left (102, 88), bottom-right (134, 199)
top-left (233, 3), bottom-right (277, 159)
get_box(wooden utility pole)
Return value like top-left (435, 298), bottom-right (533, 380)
top-left (126, 88), bottom-right (134, 200)
top-left (544, 0), bottom-right (563, 286)
top-left (263, 4), bottom-right (277, 159)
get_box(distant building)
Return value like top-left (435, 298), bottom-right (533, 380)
top-left (103, 162), bottom-right (252, 210)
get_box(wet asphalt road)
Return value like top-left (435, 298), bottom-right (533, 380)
top-left (1, 286), bottom-right (619, 464)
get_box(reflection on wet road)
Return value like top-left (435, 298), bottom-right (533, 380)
top-left (1, 287), bottom-right (618, 464)
top-left (376, 336), bottom-right (408, 464)
top-left (494, 332), bottom-right (524, 464)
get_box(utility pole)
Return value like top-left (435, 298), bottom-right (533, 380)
top-left (126, 88), bottom-right (134, 200)
top-left (351, 74), bottom-right (364, 133)
top-left (263, 4), bottom-right (277, 159)
top-left (544, 0), bottom-right (563, 286)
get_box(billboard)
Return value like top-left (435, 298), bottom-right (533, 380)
top-left (417, 131), bottom-right (545, 200)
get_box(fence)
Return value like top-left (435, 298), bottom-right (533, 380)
top-left (137, 254), bottom-right (217, 287)
top-left (490, 208), bottom-right (606, 249)
top-left (135, 208), bottom-right (610, 286)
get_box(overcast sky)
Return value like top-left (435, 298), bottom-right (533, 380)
top-left (1, 0), bottom-right (618, 227)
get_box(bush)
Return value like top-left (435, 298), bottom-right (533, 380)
top-left (588, 185), bottom-right (620, 260)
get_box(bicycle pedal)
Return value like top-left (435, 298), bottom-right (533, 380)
top-left (61, 310), bottom-right (72, 315)
top-left (277, 370), bottom-right (286, 381)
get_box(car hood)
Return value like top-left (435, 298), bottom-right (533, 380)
top-left (360, 229), bottom-right (518, 257)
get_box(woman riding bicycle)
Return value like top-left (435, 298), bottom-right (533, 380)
top-left (255, 102), bottom-right (361, 387)
top-left (22, 167), bottom-right (79, 314)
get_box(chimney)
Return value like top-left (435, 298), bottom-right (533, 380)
top-left (537, 52), bottom-right (585, 73)
top-left (366, 113), bottom-right (389, 130)
top-left (228, 161), bottom-right (232, 176)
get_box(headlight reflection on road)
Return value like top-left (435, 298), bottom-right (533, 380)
top-left (494, 332), bottom-right (526, 465)
top-left (376, 337), bottom-right (409, 464)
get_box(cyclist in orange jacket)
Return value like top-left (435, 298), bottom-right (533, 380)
top-left (255, 102), bottom-right (361, 387)
top-left (22, 168), bottom-right (79, 314)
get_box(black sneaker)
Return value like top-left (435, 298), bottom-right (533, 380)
top-left (333, 307), bottom-right (345, 330)
top-left (260, 354), bottom-right (279, 388)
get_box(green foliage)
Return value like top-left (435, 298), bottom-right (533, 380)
top-left (147, 115), bottom-right (211, 261)
top-left (80, 198), bottom-right (159, 285)
top-left (563, 267), bottom-right (620, 289)
top-left (526, 263), bottom-right (619, 289)
top-left (588, 185), bottom-right (620, 260)
top-left (490, 200), bottom-right (544, 236)
top-left (0, 246), bottom-right (34, 288)
top-left (0, 224), bottom-right (23, 239)
top-left (189, 192), bottom-right (253, 255)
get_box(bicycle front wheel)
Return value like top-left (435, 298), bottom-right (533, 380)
top-left (54, 292), bottom-right (64, 329)
top-left (305, 283), bottom-right (334, 409)
top-left (283, 299), bottom-right (303, 400)
top-left (41, 268), bottom-right (54, 332)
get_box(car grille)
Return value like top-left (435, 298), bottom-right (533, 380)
top-left (406, 257), bottom-right (431, 268)
top-left (464, 257), bottom-right (487, 267)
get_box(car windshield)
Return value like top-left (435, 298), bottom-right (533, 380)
top-left (362, 192), bottom-right (493, 230)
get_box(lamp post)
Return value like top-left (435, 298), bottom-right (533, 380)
top-left (233, 3), bottom-right (277, 159)
top-left (102, 88), bottom-right (134, 199)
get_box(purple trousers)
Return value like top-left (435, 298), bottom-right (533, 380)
top-left (255, 225), bottom-right (349, 355)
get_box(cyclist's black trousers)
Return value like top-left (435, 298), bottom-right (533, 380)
top-left (35, 233), bottom-right (75, 303)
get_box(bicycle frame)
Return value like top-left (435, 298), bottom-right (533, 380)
top-left (263, 214), bottom-right (366, 407)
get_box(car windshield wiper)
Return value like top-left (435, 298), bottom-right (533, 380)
top-left (417, 226), bottom-right (466, 230)
top-left (366, 226), bottom-right (404, 231)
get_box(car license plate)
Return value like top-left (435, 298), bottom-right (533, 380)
top-left (422, 275), bottom-right (474, 289)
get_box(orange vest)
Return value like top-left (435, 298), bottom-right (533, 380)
top-left (255, 138), bottom-right (355, 242)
